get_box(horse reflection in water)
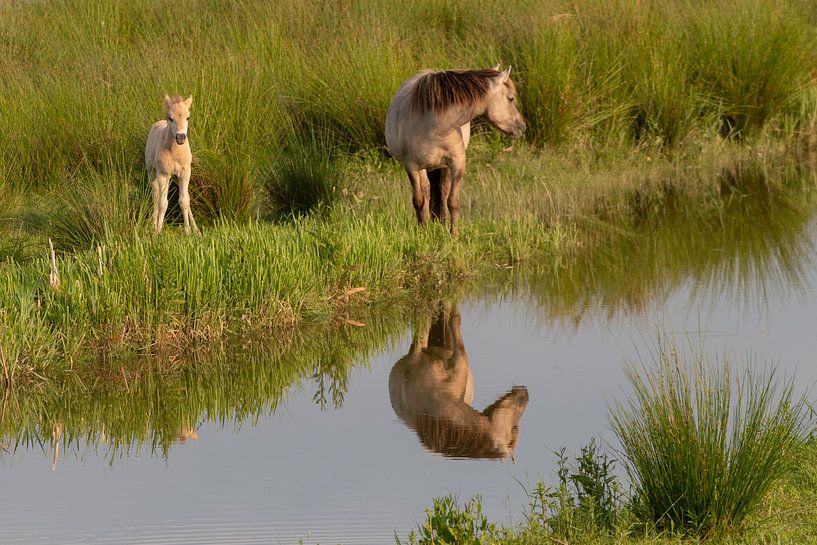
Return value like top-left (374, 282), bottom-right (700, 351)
top-left (389, 304), bottom-right (529, 460)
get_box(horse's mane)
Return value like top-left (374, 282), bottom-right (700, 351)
top-left (167, 95), bottom-right (185, 104)
top-left (411, 69), bottom-right (500, 114)
top-left (412, 413), bottom-right (507, 459)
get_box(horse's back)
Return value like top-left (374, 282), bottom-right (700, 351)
top-left (385, 72), bottom-right (472, 168)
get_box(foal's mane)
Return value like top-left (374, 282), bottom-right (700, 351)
top-left (411, 69), bottom-right (500, 114)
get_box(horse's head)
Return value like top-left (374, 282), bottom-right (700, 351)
top-left (483, 66), bottom-right (526, 140)
top-left (482, 386), bottom-right (529, 459)
top-left (164, 95), bottom-right (193, 145)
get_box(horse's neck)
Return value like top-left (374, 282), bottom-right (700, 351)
top-left (160, 126), bottom-right (176, 150)
top-left (446, 99), bottom-right (487, 129)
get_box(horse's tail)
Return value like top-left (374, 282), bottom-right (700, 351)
top-left (428, 168), bottom-right (443, 221)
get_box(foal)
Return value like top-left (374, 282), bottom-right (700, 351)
top-left (145, 95), bottom-right (199, 235)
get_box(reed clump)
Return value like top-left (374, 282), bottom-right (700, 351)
top-left (610, 343), bottom-right (813, 538)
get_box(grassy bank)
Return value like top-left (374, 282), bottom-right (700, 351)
top-left (3, 143), bottom-right (817, 382)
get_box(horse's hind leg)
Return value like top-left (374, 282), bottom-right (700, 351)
top-left (178, 170), bottom-right (200, 236)
top-left (428, 169), bottom-right (442, 221)
top-left (428, 168), bottom-right (452, 225)
top-left (406, 168), bottom-right (430, 226)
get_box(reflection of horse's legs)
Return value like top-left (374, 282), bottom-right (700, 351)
top-left (178, 169), bottom-right (200, 236)
top-left (449, 304), bottom-right (464, 354)
top-left (406, 168), bottom-right (430, 225)
top-left (410, 316), bottom-right (431, 355)
top-left (155, 174), bottom-right (171, 233)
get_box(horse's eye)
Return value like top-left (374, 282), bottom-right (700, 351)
top-left (167, 117), bottom-right (173, 122)
top-left (508, 96), bottom-right (515, 102)
top-left (186, 117), bottom-right (190, 121)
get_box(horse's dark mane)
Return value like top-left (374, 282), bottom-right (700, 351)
top-left (411, 69), bottom-right (500, 114)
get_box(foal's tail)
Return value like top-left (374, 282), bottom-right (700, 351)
top-left (428, 168), bottom-right (443, 221)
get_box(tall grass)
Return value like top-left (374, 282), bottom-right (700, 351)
top-left (0, 0), bottom-right (814, 220)
top-left (610, 343), bottom-right (813, 538)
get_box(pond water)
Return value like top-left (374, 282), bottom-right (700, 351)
top-left (3, 188), bottom-right (817, 544)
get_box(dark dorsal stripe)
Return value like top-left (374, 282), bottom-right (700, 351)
top-left (411, 69), bottom-right (500, 114)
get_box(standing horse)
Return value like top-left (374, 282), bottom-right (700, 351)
top-left (145, 95), bottom-right (199, 235)
top-left (385, 65), bottom-right (526, 236)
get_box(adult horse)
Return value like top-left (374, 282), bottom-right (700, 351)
top-left (385, 65), bottom-right (526, 236)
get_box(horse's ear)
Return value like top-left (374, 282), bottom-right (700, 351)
top-left (492, 63), bottom-right (501, 71)
top-left (163, 95), bottom-right (172, 110)
top-left (184, 96), bottom-right (193, 108)
top-left (499, 66), bottom-right (512, 83)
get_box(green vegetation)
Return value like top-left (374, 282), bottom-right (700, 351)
top-left (611, 348), bottom-right (811, 538)
top-left (400, 352), bottom-right (817, 545)
top-left (1, 0), bottom-right (816, 377)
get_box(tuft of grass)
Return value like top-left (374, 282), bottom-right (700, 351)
top-left (262, 121), bottom-right (342, 219)
top-left (398, 495), bottom-right (499, 545)
top-left (610, 341), bottom-right (813, 539)
top-left (46, 164), bottom-right (149, 251)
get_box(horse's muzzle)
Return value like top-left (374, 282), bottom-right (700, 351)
top-left (175, 133), bottom-right (187, 145)
top-left (511, 122), bottom-right (527, 139)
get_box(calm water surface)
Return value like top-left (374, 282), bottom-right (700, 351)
top-left (2, 209), bottom-right (817, 544)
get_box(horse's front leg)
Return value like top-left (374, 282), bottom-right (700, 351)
top-left (178, 169), bottom-right (200, 236)
top-left (405, 168), bottom-right (430, 226)
top-left (447, 158), bottom-right (466, 237)
top-left (150, 175), bottom-right (160, 232)
top-left (438, 167), bottom-right (452, 226)
top-left (155, 174), bottom-right (171, 234)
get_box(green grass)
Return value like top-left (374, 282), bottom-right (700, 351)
top-left (1, 0), bottom-right (816, 384)
top-left (610, 344), bottom-right (813, 538)
top-left (0, 0), bottom-right (815, 213)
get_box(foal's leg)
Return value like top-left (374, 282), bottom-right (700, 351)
top-left (405, 168), bottom-right (430, 226)
top-left (178, 169), bottom-right (200, 235)
top-left (155, 174), bottom-right (171, 234)
top-left (150, 176), bottom-right (160, 232)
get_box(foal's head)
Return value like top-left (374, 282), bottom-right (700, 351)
top-left (163, 95), bottom-right (193, 145)
top-left (483, 66), bottom-right (526, 140)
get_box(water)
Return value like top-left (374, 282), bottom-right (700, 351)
top-left (3, 199), bottom-right (817, 544)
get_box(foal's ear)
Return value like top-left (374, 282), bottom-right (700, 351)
top-left (184, 96), bottom-right (193, 108)
top-left (163, 94), bottom-right (172, 109)
top-left (498, 66), bottom-right (512, 84)
top-left (492, 63), bottom-right (501, 71)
